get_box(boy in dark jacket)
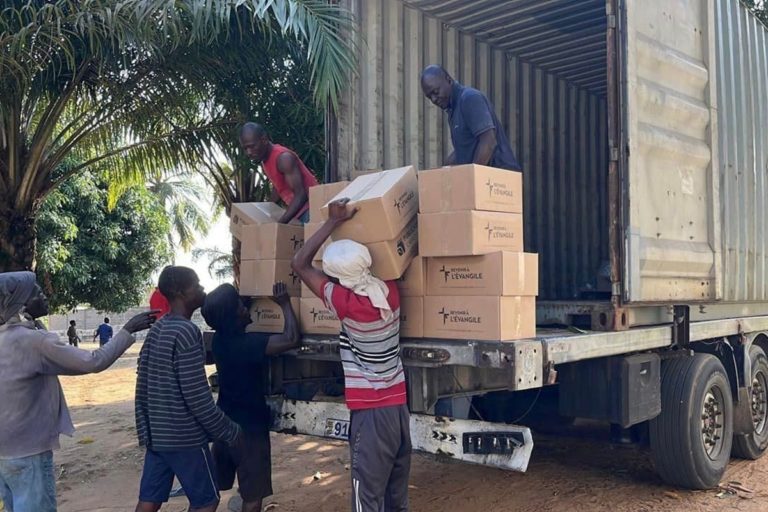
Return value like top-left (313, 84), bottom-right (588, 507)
top-left (201, 281), bottom-right (300, 512)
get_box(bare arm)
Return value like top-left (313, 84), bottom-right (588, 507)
top-left (472, 129), bottom-right (497, 166)
top-left (270, 186), bottom-right (281, 204)
top-left (291, 198), bottom-right (358, 298)
top-left (276, 152), bottom-right (308, 223)
top-left (39, 312), bottom-right (157, 375)
top-left (265, 282), bottom-right (300, 356)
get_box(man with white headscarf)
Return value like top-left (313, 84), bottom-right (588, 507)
top-left (0, 271), bottom-right (157, 512)
top-left (292, 198), bottom-right (411, 512)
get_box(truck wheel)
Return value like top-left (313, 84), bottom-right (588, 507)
top-left (733, 345), bottom-right (768, 459)
top-left (649, 353), bottom-right (733, 489)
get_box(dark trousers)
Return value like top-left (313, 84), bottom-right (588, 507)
top-left (349, 404), bottom-right (411, 512)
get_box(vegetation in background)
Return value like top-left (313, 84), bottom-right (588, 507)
top-left (36, 171), bottom-right (171, 312)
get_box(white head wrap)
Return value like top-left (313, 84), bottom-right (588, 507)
top-left (322, 240), bottom-right (392, 320)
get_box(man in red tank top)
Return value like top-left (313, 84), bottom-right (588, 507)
top-left (239, 122), bottom-right (319, 224)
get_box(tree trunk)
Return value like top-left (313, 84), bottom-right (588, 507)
top-left (0, 206), bottom-right (37, 272)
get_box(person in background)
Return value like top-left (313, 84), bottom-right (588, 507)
top-left (421, 64), bottom-right (522, 171)
top-left (201, 282), bottom-right (300, 512)
top-left (0, 271), bottom-right (157, 512)
top-left (291, 199), bottom-right (411, 512)
top-left (134, 266), bottom-right (241, 512)
top-left (67, 320), bottom-right (80, 347)
top-left (238, 122), bottom-right (319, 224)
top-left (93, 317), bottom-right (113, 346)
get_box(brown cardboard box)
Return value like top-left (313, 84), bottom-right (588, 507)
top-left (423, 296), bottom-right (536, 341)
top-left (241, 223), bottom-right (304, 260)
top-left (418, 164), bottom-right (523, 214)
top-left (304, 222), bottom-right (331, 262)
top-left (397, 257), bottom-right (426, 297)
top-left (400, 297), bottom-right (424, 338)
top-left (350, 169), bottom-right (380, 181)
top-left (418, 211), bottom-right (523, 257)
top-left (320, 166), bottom-right (418, 244)
top-left (230, 202), bottom-right (288, 240)
top-left (426, 252), bottom-right (538, 296)
top-left (239, 260), bottom-right (301, 297)
top-left (246, 297), bottom-right (300, 333)
top-left (367, 218), bottom-right (418, 281)
top-left (308, 181), bottom-right (350, 221)
top-left (300, 297), bottom-right (341, 335)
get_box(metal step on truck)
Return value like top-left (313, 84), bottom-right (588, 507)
top-left (262, 0), bottom-right (768, 490)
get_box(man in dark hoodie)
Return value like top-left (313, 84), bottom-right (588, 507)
top-left (201, 281), bottom-right (300, 512)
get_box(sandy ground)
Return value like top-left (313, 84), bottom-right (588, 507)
top-left (45, 343), bottom-right (768, 512)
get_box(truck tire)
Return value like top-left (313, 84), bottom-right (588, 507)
top-left (649, 353), bottom-right (733, 489)
top-left (733, 345), bottom-right (768, 459)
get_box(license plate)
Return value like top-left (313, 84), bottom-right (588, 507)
top-left (325, 418), bottom-right (350, 439)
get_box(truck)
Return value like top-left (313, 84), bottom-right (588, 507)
top-left (264, 0), bottom-right (768, 490)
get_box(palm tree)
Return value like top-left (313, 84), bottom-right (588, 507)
top-left (146, 171), bottom-right (215, 256)
top-left (0, 0), bottom-right (356, 271)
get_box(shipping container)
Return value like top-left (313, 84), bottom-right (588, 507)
top-left (266, 0), bottom-right (768, 492)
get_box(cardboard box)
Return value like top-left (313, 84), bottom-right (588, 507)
top-left (397, 257), bottom-right (426, 297)
top-left (350, 169), bottom-right (380, 181)
top-left (300, 297), bottom-right (341, 335)
top-left (320, 166), bottom-right (418, 244)
top-left (304, 222), bottom-right (332, 262)
top-left (246, 297), bottom-right (300, 333)
top-left (230, 202), bottom-right (288, 240)
top-left (241, 223), bottom-right (304, 260)
top-left (418, 164), bottom-right (523, 214)
top-left (418, 211), bottom-right (523, 257)
top-left (367, 218), bottom-right (418, 281)
top-left (400, 297), bottom-right (424, 338)
top-left (423, 296), bottom-right (536, 341)
top-left (426, 252), bottom-right (538, 296)
top-left (308, 181), bottom-right (350, 221)
top-left (239, 260), bottom-right (301, 297)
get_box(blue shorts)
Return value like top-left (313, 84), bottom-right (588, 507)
top-left (138, 447), bottom-right (219, 507)
top-left (298, 210), bottom-right (310, 224)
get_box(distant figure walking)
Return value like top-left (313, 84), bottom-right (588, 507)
top-left (67, 320), bottom-right (80, 347)
top-left (93, 317), bottom-right (113, 346)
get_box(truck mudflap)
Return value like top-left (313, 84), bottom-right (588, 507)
top-left (268, 397), bottom-right (534, 472)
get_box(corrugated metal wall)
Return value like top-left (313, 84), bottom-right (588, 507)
top-left (335, 0), bottom-right (609, 300)
top-left (715, 0), bottom-right (768, 302)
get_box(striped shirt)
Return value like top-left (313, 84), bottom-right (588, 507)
top-left (135, 314), bottom-right (240, 451)
top-left (323, 281), bottom-right (407, 410)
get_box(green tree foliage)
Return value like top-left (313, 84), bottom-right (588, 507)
top-left (0, 0), bottom-right (356, 271)
top-left (35, 171), bottom-right (171, 312)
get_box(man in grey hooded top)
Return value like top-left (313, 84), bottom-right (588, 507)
top-left (0, 271), bottom-right (156, 512)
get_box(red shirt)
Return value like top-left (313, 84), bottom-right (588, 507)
top-left (323, 280), bottom-right (407, 410)
top-left (262, 144), bottom-right (318, 220)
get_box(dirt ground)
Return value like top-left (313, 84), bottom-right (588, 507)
top-left (49, 343), bottom-right (768, 512)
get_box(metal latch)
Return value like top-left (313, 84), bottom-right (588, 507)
top-left (463, 432), bottom-right (524, 455)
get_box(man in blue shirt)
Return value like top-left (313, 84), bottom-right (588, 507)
top-left (201, 281), bottom-right (300, 512)
top-left (421, 64), bottom-right (522, 171)
top-left (93, 317), bottom-right (113, 346)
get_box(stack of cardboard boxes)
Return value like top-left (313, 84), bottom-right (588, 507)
top-left (298, 181), bottom-right (349, 335)
top-left (230, 202), bottom-right (302, 333)
top-left (417, 164), bottom-right (538, 341)
top-left (232, 164), bottom-right (536, 342)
